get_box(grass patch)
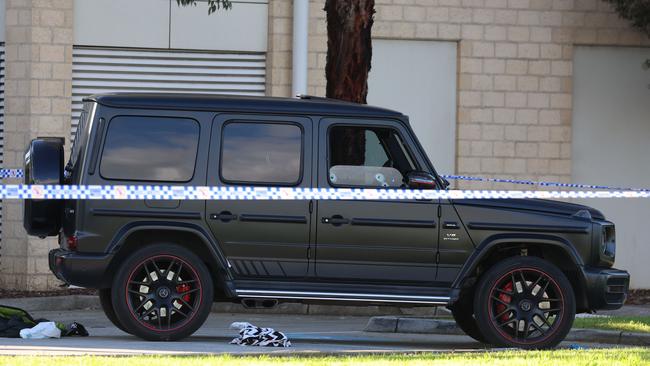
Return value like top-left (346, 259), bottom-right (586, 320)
top-left (574, 316), bottom-right (650, 333)
top-left (1, 349), bottom-right (650, 366)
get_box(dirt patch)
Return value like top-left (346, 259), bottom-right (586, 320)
top-left (0, 288), bottom-right (97, 299)
top-left (626, 290), bottom-right (650, 305)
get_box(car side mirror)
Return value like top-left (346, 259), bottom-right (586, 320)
top-left (405, 171), bottom-right (438, 190)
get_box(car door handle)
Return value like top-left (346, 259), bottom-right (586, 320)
top-left (210, 211), bottom-right (238, 222)
top-left (321, 216), bottom-right (349, 226)
top-left (443, 221), bottom-right (460, 229)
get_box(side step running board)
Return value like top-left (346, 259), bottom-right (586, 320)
top-left (235, 289), bottom-right (450, 305)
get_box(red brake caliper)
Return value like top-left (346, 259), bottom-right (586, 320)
top-left (496, 281), bottom-right (513, 321)
top-left (176, 284), bottom-right (191, 302)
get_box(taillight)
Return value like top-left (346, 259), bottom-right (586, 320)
top-left (66, 235), bottom-right (78, 251)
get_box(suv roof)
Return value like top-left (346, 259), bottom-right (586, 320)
top-left (85, 93), bottom-right (405, 119)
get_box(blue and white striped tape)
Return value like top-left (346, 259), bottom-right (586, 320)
top-left (0, 184), bottom-right (648, 200)
top-left (0, 169), bottom-right (23, 179)
top-left (0, 169), bottom-right (648, 200)
top-left (440, 174), bottom-right (650, 192)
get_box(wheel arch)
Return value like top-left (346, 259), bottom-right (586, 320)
top-left (104, 222), bottom-right (234, 298)
top-left (451, 234), bottom-right (590, 312)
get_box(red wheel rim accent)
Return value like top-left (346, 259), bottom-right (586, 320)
top-left (125, 254), bottom-right (202, 332)
top-left (487, 267), bottom-right (565, 345)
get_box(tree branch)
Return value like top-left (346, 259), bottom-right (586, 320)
top-left (176, 0), bottom-right (232, 14)
top-left (604, 0), bottom-right (650, 37)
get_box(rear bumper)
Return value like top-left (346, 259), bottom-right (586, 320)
top-left (583, 266), bottom-right (630, 311)
top-left (49, 248), bottom-right (113, 288)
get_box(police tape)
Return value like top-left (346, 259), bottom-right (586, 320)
top-left (1, 169), bottom-right (649, 199)
top-left (440, 174), bottom-right (650, 192)
top-left (1, 184), bottom-right (649, 200)
top-left (0, 169), bottom-right (23, 179)
top-left (4, 168), bottom-right (650, 192)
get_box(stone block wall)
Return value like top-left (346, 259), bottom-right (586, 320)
top-left (0, 0), bottom-right (73, 290)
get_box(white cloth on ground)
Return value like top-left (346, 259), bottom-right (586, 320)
top-left (19, 322), bottom-right (61, 339)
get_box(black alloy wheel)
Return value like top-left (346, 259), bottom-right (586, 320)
top-left (474, 256), bottom-right (575, 349)
top-left (111, 244), bottom-right (213, 341)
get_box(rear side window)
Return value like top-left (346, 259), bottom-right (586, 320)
top-left (100, 116), bottom-right (199, 182)
top-left (220, 122), bottom-right (302, 185)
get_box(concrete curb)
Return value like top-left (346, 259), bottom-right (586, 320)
top-left (565, 328), bottom-right (650, 346)
top-left (364, 316), bottom-right (650, 346)
top-left (1, 295), bottom-right (100, 312)
top-left (365, 316), bottom-right (463, 335)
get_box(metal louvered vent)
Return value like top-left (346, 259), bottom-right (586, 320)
top-left (71, 47), bottom-right (267, 139)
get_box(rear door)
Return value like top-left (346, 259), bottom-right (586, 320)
top-left (206, 114), bottom-right (312, 279)
top-left (314, 118), bottom-right (439, 285)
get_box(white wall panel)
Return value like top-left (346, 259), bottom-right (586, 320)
top-left (368, 39), bottom-right (457, 176)
top-left (75, 0), bottom-right (268, 52)
top-left (572, 46), bottom-right (650, 289)
top-left (170, 1), bottom-right (268, 52)
top-left (0, 0), bottom-right (6, 43)
top-left (74, 0), bottom-right (170, 48)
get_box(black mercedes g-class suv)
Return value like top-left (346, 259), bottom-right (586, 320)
top-left (24, 93), bottom-right (628, 348)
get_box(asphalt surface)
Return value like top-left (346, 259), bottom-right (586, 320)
top-left (0, 310), bottom-right (618, 356)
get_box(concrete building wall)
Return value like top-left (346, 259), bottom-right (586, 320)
top-left (1, 0), bottom-right (73, 290)
top-left (0, 0), bottom-right (270, 290)
top-left (267, 0), bottom-right (650, 187)
top-left (263, 0), bottom-right (650, 288)
top-left (0, 0), bottom-right (648, 290)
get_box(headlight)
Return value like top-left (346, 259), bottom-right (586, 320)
top-left (599, 224), bottom-right (616, 266)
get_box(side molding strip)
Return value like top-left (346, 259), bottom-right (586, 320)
top-left (350, 218), bottom-right (436, 228)
top-left (467, 222), bottom-right (589, 234)
top-left (235, 289), bottom-right (450, 305)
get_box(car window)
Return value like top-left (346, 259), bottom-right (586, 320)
top-left (328, 126), bottom-right (417, 188)
top-left (100, 116), bottom-right (200, 182)
top-left (69, 102), bottom-right (95, 169)
top-left (220, 122), bottom-right (302, 185)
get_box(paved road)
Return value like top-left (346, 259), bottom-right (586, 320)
top-left (0, 310), bottom-right (614, 356)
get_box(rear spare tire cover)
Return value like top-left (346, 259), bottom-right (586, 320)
top-left (23, 137), bottom-right (64, 237)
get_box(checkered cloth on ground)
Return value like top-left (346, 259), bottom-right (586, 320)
top-left (229, 322), bottom-right (291, 347)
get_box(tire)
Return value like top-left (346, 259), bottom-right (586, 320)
top-left (23, 138), bottom-right (64, 237)
top-left (474, 256), bottom-right (575, 349)
top-left (99, 288), bottom-right (130, 334)
top-left (111, 244), bottom-right (214, 341)
top-left (450, 293), bottom-right (488, 344)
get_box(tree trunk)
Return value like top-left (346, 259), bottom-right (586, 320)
top-left (324, 0), bottom-right (375, 104)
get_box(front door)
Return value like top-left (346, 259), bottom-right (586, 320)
top-left (315, 119), bottom-right (439, 285)
top-left (206, 114), bottom-right (312, 279)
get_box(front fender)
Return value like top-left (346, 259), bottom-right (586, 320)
top-left (452, 233), bottom-right (584, 290)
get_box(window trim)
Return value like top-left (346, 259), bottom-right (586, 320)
top-left (99, 115), bottom-right (201, 183)
top-left (326, 123), bottom-right (421, 189)
top-left (219, 120), bottom-right (305, 187)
